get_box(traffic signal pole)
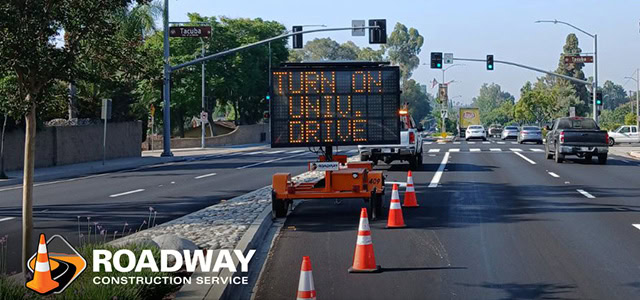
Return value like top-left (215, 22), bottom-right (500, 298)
top-left (453, 57), bottom-right (591, 86)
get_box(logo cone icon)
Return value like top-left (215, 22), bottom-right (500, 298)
top-left (348, 208), bottom-right (381, 273)
top-left (386, 184), bottom-right (406, 228)
top-left (296, 256), bottom-right (316, 300)
top-left (403, 170), bottom-right (419, 207)
top-left (26, 234), bottom-right (59, 294)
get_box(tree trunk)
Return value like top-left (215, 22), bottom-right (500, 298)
top-left (0, 114), bottom-right (7, 179)
top-left (22, 102), bottom-right (36, 278)
top-left (234, 100), bottom-right (239, 126)
top-left (68, 82), bottom-right (77, 120)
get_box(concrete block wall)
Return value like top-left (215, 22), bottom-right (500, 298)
top-left (149, 123), bottom-right (269, 150)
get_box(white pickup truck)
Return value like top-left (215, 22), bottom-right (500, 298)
top-left (358, 112), bottom-right (424, 170)
top-left (608, 125), bottom-right (639, 145)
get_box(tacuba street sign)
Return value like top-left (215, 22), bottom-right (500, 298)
top-left (564, 55), bottom-right (593, 64)
top-left (169, 26), bottom-right (211, 38)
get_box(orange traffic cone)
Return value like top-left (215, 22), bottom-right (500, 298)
top-left (403, 170), bottom-right (419, 207)
top-left (26, 234), bottom-right (59, 294)
top-left (296, 256), bottom-right (316, 300)
top-left (387, 184), bottom-right (406, 228)
top-left (348, 208), bottom-right (381, 273)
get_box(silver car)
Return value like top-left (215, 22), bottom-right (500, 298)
top-left (517, 126), bottom-right (543, 144)
top-left (501, 126), bottom-right (519, 140)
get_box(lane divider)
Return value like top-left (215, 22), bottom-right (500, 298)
top-left (236, 152), bottom-right (309, 170)
top-left (632, 224), bottom-right (640, 231)
top-left (194, 173), bottom-right (217, 179)
top-left (577, 189), bottom-right (596, 199)
top-left (428, 152), bottom-right (450, 188)
top-left (548, 172), bottom-right (560, 178)
top-left (514, 152), bottom-right (536, 164)
top-left (0, 217), bottom-right (15, 223)
top-left (109, 189), bottom-right (145, 198)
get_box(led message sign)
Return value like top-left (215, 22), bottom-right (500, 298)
top-left (270, 63), bottom-right (400, 147)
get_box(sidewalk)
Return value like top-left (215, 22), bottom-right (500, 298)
top-left (0, 144), bottom-right (269, 188)
top-left (608, 146), bottom-right (640, 160)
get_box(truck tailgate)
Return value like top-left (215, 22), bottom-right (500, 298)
top-left (561, 130), bottom-right (608, 146)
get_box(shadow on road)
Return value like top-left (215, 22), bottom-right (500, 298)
top-left (457, 282), bottom-right (578, 300)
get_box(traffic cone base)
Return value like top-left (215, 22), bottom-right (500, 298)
top-left (348, 208), bottom-right (382, 273)
top-left (387, 184), bottom-right (406, 228)
top-left (403, 170), bottom-right (419, 207)
top-left (26, 234), bottom-right (59, 295)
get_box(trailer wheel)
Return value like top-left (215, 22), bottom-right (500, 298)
top-left (271, 190), bottom-right (287, 218)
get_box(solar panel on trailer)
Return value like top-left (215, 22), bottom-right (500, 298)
top-left (269, 64), bottom-right (401, 147)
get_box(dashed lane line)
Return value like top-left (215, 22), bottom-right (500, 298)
top-left (236, 152), bottom-right (309, 170)
top-left (194, 173), bottom-right (217, 179)
top-left (0, 217), bottom-right (15, 223)
top-left (577, 189), bottom-right (596, 199)
top-left (514, 152), bottom-right (536, 165)
top-left (449, 148), bottom-right (460, 152)
top-left (428, 152), bottom-right (450, 188)
top-left (490, 148), bottom-right (502, 152)
top-left (548, 172), bottom-right (560, 178)
top-left (470, 148), bottom-right (481, 152)
top-left (428, 149), bottom-right (441, 153)
top-left (109, 189), bottom-right (145, 198)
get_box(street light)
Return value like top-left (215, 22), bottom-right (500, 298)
top-left (624, 68), bottom-right (640, 129)
top-left (535, 19), bottom-right (599, 123)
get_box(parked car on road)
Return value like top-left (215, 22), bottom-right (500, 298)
top-left (544, 117), bottom-right (609, 164)
top-left (517, 126), bottom-right (543, 144)
top-left (501, 126), bottom-right (519, 140)
top-left (607, 125), bottom-right (639, 146)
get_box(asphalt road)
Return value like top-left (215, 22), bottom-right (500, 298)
top-left (255, 138), bottom-right (640, 300)
top-left (0, 146), bottom-right (358, 274)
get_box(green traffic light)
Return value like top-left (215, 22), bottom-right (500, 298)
top-left (437, 63), bottom-right (441, 68)
top-left (488, 65), bottom-right (493, 69)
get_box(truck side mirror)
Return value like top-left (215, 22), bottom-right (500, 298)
top-left (417, 124), bottom-right (424, 132)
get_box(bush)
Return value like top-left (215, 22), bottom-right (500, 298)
top-left (0, 243), bottom-right (185, 300)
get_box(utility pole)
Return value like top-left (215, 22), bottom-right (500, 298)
top-left (161, 0), bottom-right (172, 157)
top-left (201, 39), bottom-right (206, 149)
top-left (637, 68), bottom-right (639, 129)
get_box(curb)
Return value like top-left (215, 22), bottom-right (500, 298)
top-left (175, 206), bottom-right (273, 300)
top-left (630, 151), bottom-right (640, 159)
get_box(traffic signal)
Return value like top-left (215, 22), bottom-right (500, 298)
top-left (292, 26), bottom-right (303, 49)
top-left (486, 55), bottom-right (494, 70)
top-left (263, 111), bottom-right (270, 119)
top-left (595, 91), bottom-right (603, 106)
top-left (266, 94), bottom-right (270, 101)
top-left (368, 19), bottom-right (387, 44)
top-left (431, 52), bottom-right (442, 69)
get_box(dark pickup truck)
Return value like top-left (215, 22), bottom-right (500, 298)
top-left (544, 117), bottom-right (609, 164)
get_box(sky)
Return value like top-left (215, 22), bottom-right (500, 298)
top-left (164, 0), bottom-right (640, 104)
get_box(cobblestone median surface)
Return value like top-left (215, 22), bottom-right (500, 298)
top-left (113, 156), bottom-right (358, 249)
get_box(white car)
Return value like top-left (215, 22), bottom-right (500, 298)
top-left (465, 125), bottom-right (487, 141)
top-left (607, 125), bottom-right (639, 146)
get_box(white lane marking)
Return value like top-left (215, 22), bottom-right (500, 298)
top-left (0, 217), bottom-right (15, 223)
top-left (449, 148), bottom-right (460, 152)
top-left (194, 172), bottom-right (217, 179)
top-left (577, 189), bottom-right (596, 199)
top-left (530, 148), bottom-right (544, 152)
top-left (424, 141), bottom-right (433, 145)
top-left (511, 142), bottom-right (518, 144)
top-left (470, 148), bottom-right (481, 152)
top-left (632, 224), bottom-right (640, 231)
top-left (468, 142), bottom-right (476, 144)
top-left (348, 149), bottom-right (358, 154)
top-left (266, 150), bottom-right (284, 154)
top-left (287, 150), bottom-right (305, 154)
top-left (482, 141), bottom-right (490, 144)
top-left (428, 149), bottom-right (441, 153)
top-left (497, 141), bottom-right (505, 144)
top-left (437, 142), bottom-right (446, 145)
top-left (510, 148), bottom-right (523, 152)
top-left (237, 152), bottom-right (308, 170)
top-left (548, 172), bottom-right (559, 178)
top-left (385, 181), bottom-right (407, 187)
top-left (171, 181), bottom-right (176, 184)
top-left (490, 148), bottom-right (502, 152)
top-left (109, 189), bottom-right (145, 198)
top-left (429, 152), bottom-right (450, 188)
top-left (514, 152), bottom-right (536, 165)
top-left (245, 151), bottom-right (264, 155)
top-left (453, 142), bottom-right (461, 144)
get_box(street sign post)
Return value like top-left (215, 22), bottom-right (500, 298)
top-left (200, 111), bottom-right (209, 124)
top-left (444, 53), bottom-right (453, 64)
top-left (351, 20), bottom-right (365, 36)
top-left (441, 109), bottom-right (448, 119)
top-left (564, 55), bottom-right (593, 64)
top-left (101, 99), bottom-right (112, 165)
top-left (169, 26), bottom-right (211, 38)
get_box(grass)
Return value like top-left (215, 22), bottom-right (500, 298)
top-left (0, 243), bottom-right (187, 300)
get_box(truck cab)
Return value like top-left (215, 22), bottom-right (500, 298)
top-left (357, 109), bottom-right (424, 170)
top-left (607, 125), bottom-right (639, 145)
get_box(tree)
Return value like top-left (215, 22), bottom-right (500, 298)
top-left (471, 83), bottom-right (515, 124)
top-left (601, 80), bottom-right (628, 110)
top-left (514, 81), bottom-right (555, 125)
top-left (402, 79), bottom-right (432, 123)
top-left (383, 23), bottom-right (424, 82)
top-left (555, 34), bottom-right (590, 112)
top-left (0, 0), bottom-right (146, 276)
top-left (288, 38), bottom-right (383, 63)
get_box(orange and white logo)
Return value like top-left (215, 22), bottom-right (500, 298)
top-left (26, 234), bottom-right (86, 295)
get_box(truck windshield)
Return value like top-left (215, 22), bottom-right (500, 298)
top-left (557, 119), bottom-right (598, 129)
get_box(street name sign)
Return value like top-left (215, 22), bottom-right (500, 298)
top-left (169, 26), bottom-right (212, 38)
top-left (564, 56), bottom-right (593, 64)
top-left (270, 62), bottom-right (401, 147)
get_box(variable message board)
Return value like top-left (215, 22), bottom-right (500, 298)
top-left (270, 63), bottom-right (401, 147)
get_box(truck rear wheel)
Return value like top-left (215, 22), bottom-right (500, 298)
top-left (597, 154), bottom-right (608, 165)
